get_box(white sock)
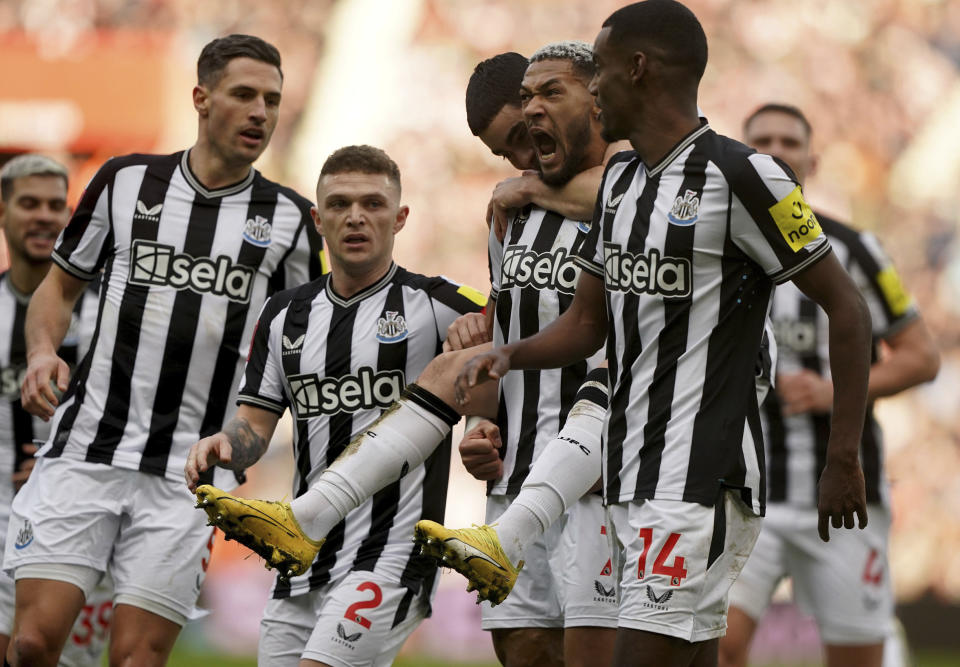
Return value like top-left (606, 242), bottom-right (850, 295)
top-left (494, 368), bottom-right (608, 565)
top-left (291, 384), bottom-right (460, 541)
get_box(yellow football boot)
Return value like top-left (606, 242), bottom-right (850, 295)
top-left (195, 485), bottom-right (323, 578)
top-left (414, 520), bottom-right (523, 606)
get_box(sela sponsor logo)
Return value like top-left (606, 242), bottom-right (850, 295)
top-left (128, 240), bottom-right (255, 303)
top-left (282, 334), bottom-right (305, 356)
top-left (501, 245), bottom-right (581, 295)
top-left (243, 215), bottom-right (272, 247)
top-left (603, 243), bottom-right (691, 298)
top-left (644, 585), bottom-right (673, 610)
top-left (593, 580), bottom-right (616, 603)
top-left (604, 190), bottom-right (625, 216)
top-left (376, 311), bottom-right (408, 343)
top-left (773, 318), bottom-right (817, 354)
top-left (334, 622), bottom-right (362, 647)
top-left (14, 519), bottom-right (34, 550)
top-left (0, 364), bottom-right (27, 400)
top-left (288, 367), bottom-right (405, 417)
top-left (667, 189), bottom-right (700, 226)
top-left (134, 200), bottom-right (163, 222)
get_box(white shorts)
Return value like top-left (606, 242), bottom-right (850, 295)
top-left (608, 490), bottom-right (762, 642)
top-left (258, 570), bottom-right (429, 667)
top-left (481, 493), bottom-right (619, 630)
top-left (728, 503), bottom-right (893, 644)
top-left (4, 457), bottom-right (215, 625)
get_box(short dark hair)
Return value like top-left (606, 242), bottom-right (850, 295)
top-left (529, 41), bottom-right (595, 84)
top-left (197, 34), bottom-right (282, 87)
top-left (743, 103), bottom-right (813, 139)
top-left (465, 52), bottom-right (528, 136)
top-left (603, 0), bottom-right (708, 82)
top-left (319, 145), bottom-right (402, 193)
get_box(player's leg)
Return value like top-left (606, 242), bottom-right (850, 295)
top-left (107, 473), bottom-right (216, 667)
top-left (490, 628), bottom-right (563, 667)
top-left (557, 494), bottom-right (619, 667)
top-left (296, 570), bottom-right (431, 667)
top-left (718, 509), bottom-right (789, 667)
top-left (786, 505), bottom-right (892, 667)
top-left (481, 496), bottom-right (564, 667)
top-left (197, 345), bottom-right (500, 573)
top-left (609, 491), bottom-right (762, 667)
top-left (415, 369), bottom-right (608, 603)
top-left (58, 578), bottom-right (113, 667)
top-left (106, 606), bottom-right (179, 667)
top-left (3, 458), bottom-right (120, 666)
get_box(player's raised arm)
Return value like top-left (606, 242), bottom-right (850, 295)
top-left (455, 270), bottom-right (606, 404)
top-left (790, 251), bottom-right (872, 541)
top-left (21, 265), bottom-right (89, 419)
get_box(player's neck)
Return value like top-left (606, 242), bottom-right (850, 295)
top-left (187, 144), bottom-right (253, 191)
top-left (628, 107), bottom-right (701, 169)
top-left (328, 261), bottom-right (393, 299)
top-left (7, 257), bottom-right (50, 296)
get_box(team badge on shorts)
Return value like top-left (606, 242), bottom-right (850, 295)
top-left (14, 520), bottom-right (34, 550)
top-left (376, 311), bottom-right (408, 343)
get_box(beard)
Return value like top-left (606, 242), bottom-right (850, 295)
top-left (539, 110), bottom-right (594, 187)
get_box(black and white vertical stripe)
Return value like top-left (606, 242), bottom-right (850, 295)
top-left (40, 150), bottom-right (324, 487)
top-left (488, 207), bottom-right (604, 495)
top-left (237, 264), bottom-right (483, 598)
top-left (762, 213), bottom-right (918, 507)
top-left (0, 274), bottom-right (95, 550)
top-left (577, 125), bottom-right (832, 514)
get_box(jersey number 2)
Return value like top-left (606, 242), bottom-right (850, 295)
top-left (344, 581), bottom-right (383, 630)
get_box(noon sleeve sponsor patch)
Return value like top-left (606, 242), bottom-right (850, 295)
top-left (768, 186), bottom-right (822, 252)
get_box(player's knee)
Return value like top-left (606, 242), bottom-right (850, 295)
top-left (11, 628), bottom-right (58, 665)
top-left (417, 349), bottom-right (461, 390)
top-left (491, 629), bottom-right (562, 667)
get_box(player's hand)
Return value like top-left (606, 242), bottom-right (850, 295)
top-left (454, 348), bottom-right (512, 406)
top-left (458, 420), bottom-right (503, 481)
top-left (486, 172), bottom-right (538, 242)
top-left (776, 369), bottom-right (833, 415)
top-left (817, 454), bottom-right (868, 541)
top-left (444, 313), bottom-right (491, 352)
top-left (185, 433), bottom-right (233, 492)
top-left (13, 443), bottom-right (39, 493)
top-left (21, 352), bottom-right (70, 420)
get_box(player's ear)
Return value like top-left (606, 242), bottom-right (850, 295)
top-left (310, 206), bottom-right (323, 235)
top-left (808, 153), bottom-right (819, 179)
top-left (393, 205), bottom-right (409, 234)
top-left (193, 85), bottom-right (210, 116)
top-left (630, 51), bottom-right (647, 85)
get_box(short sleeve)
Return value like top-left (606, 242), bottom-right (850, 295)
top-left (428, 278), bottom-right (486, 341)
top-left (488, 224), bottom-right (504, 301)
top-left (271, 197), bottom-right (327, 293)
top-left (52, 162), bottom-right (117, 280)
top-left (237, 298), bottom-right (289, 414)
top-left (846, 230), bottom-right (919, 338)
top-left (727, 153), bottom-right (831, 284)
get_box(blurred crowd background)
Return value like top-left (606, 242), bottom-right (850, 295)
top-left (1, 0), bottom-right (959, 664)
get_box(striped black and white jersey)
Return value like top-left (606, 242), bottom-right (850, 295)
top-left (577, 123), bottom-right (832, 515)
top-left (237, 264), bottom-right (484, 598)
top-left (762, 213), bottom-right (917, 508)
top-left (38, 150), bottom-right (325, 487)
top-left (488, 206), bottom-right (605, 495)
top-left (0, 274), bottom-right (96, 536)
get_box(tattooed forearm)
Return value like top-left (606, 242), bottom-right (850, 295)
top-left (222, 417), bottom-right (268, 470)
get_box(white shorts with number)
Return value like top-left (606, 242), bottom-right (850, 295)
top-left (608, 490), bottom-right (762, 642)
top-left (729, 503), bottom-right (893, 644)
top-left (258, 569), bottom-right (429, 667)
top-left (3, 457), bottom-right (215, 624)
top-left (481, 493), bottom-right (620, 630)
